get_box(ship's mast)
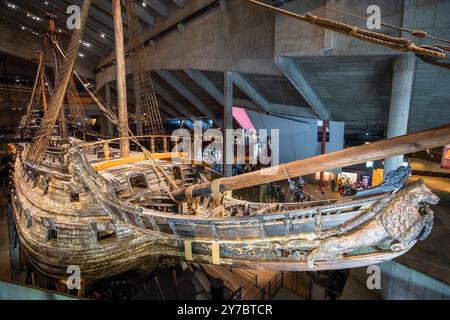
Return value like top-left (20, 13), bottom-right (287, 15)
top-left (48, 13), bottom-right (67, 139)
top-left (112, 0), bottom-right (130, 157)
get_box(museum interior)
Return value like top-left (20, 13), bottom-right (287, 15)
top-left (0, 0), bottom-right (449, 301)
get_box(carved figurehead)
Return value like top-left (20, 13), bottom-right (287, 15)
top-left (306, 179), bottom-right (439, 270)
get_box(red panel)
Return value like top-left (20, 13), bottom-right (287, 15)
top-left (442, 145), bottom-right (450, 169)
top-left (232, 106), bottom-right (255, 130)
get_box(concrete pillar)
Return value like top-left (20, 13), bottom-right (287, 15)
top-left (223, 71), bottom-right (233, 177)
top-left (384, 54), bottom-right (415, 177)
top-left (105, 82), bottom-right (114, 136)
top-left (112, 0), bottom-right (130, 157)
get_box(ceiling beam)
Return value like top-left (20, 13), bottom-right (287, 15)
top-left (170, 0), bottom-right (184, 8)
top-left (142, 0), bottom-right (168, 17)
top-left (152, 81), bottom-right (195, 119)
top-left (276, 56), bottom-right (333, 121)
top-left (157, 70), bottom-right (219, 125)
top-left (158, 100), bottom-right (182, 118)
top-left (69, 0), bottom-right (116, 38)
top-left (129, 1), bottom-right (155, 26)
top-left (94, 0), bottom-right (129, 25)
top-left (15, 0), bottom-right (113, 53)
top-left (231, 72), bottom-right (270, 113)
top-left (185, 69), bottom-right (317, 119)
top-left (184, 69), bottom-right (224, 105)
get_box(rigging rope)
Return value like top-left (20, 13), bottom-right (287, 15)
top-left (126, 0), bottom-right (164, 135)
top-left (26, 0), bottom-right (93, 166)
top-left (53, 42), bottom-right (181, 195)
top-left (322, 5), bottom-right (450, 45)
top-left (244, 0), bottom-right (446, 60)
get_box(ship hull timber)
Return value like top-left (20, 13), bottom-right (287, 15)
top-left (11, 142), bottom-right (439, 283)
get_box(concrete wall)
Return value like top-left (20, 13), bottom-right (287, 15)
top-left (407, 0), bottom-right (450, 131)
top-left (97, 0), bottom-right (407, 88)
top-left (274, 0), bottom-right (404, 58)
top-left (0, 21), bottom-right (94, 79)
top-left (96, 0), bottom-right (280, 89)
top-left (246, 111), bottom-right (344, 163)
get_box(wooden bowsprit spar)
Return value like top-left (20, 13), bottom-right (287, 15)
top-left (172, 123), bottom-right (450, 201)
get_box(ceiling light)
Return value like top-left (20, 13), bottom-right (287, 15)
top-left (100, 33), bottom-right (105, 38)
top-left (78, 53), bottom-right (84, 58)
top-left (142, 2), bottom-right (146, 7)
top-left (21, 26), bottom-right (26, 30)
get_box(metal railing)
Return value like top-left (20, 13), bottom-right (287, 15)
top-left (229, 269), bottom-right (258, 300)
top-left (253, 271), bottom-right (284, 300)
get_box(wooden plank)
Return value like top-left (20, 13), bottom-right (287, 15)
top-left (211, 242), bottom-right (220, 265)
top-left (92, 152), bottom-right (184, 170)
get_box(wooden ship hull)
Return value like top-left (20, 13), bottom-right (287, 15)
top-left (9, 0), bottom-right (450, 288)
top-left (10, 132), bottom-right (445, 284)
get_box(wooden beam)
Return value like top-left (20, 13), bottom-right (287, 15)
top-left (113, 0), bottom-right (130, 157)
top-left (157, 70), bottom-right (220, 125)
top-left (231, 72), bottom-right (270, 113)
top-left (185, 70), bottom-right (317, 119)
top-left (276, 56), bottom-right (333, 120)
top-left (143, 0), bottom-right (168, 17)
top-left (152, 81), bottom-right (195, 119)
top-left (172, 123), bottom-right (450, 200)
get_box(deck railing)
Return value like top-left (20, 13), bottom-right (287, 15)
top-left (76, 134), bottom-right (186, 162)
